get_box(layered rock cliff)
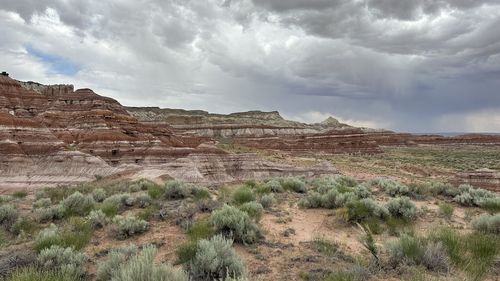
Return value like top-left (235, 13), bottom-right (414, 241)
top-left (0, 74), bottom-right (336, 188)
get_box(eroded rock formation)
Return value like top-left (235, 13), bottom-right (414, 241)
top-left (0, 75), bottom-right (336, 188)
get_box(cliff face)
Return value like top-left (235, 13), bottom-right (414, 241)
top-left (0, 75), bottom-right (336, 188)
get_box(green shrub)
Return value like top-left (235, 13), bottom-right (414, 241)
top-left (7, 267), bottom-right (80, 281)
top-left (387, 234), bottom-right (425, 265)
top-left (35, 205), bottom-right (66, 223)
top-left (344, 199), bottom-right (389, 222)
top-left (37, 245), bottom-right (87, 277)
top-left (453, 184), bottom-right (495, 207)
top-left (96, 245), bottom-right (137, 281)
top-left (281, 177), bottom-right (306, 193)
top-left (263, 179), bottom-right (284, 193)
top-left (147, 184), bottom-right (165, 199)
top-left (109, 245), bottom-right (188, 281)
top-left (187, 219), bottom-right (214, 241)
top-left (232, 186), bottom-right (255, 205)
top-left (12, 190), bottom-right (28, 199)
top-left (372, 178), bottom-right (410, 196)
top-left (60, 191), bottom-right (95, 216)
top-left (33, 198), bottom-right (52, 209)
top-left (192, 187), bottom-right (211, 201)
top-left (385, 197), bottom-right (418, 221)
top-left (386, 217), bottom-right (413, 236)
top-left (137, 205), bottom-right (158, 221)
top-left (427, 182), bottom-right (454, 196)
top-left (92, 188), bottom-right (107, 202)
top-left (212, 205), bottom-right (260, 244)
top-left (238, 201), bottom-right (264, 222)
top-left (135, 194), bottom-right (152, 208)
top-left (34, 224), bottom-right (60, 252)
top-left (438, 203), bottom-right (454, 220)
top-left (176, 241), bottom-right (198, 265)
top-left (165, 180), bottom-right (192, 200)
top-left (11, 217), bottom-right (37, 236)
top-left (259, 194), bottom-right (275, 209)
top-left (112, 215), bottom-right (149, 240)
top-left (0, 205), bottom-right (18, 229)
top-left (478, 197), bottom-right (500, 213)
top-left (34, 218), bottom-right (93, 252)
top-left (188, 235), bottom-right (245, 280)
top-left (87, 210), bottom-right (109, 229)
top-left (0, 195), bottom-right (14, 204)
top-left (99, 201), bottom-right (120, 217)
top-left (472, 213), bottom-right (500, 234)
top-left (430, 227), bottom-right (500, 279)
top-left (298, 191), bottom-right (323, 208)
top-left (100, 193), bottom-right (134, 216)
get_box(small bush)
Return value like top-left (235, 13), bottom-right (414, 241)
top-left (438, 203), bottom-right (454, 220)
top-left (92, 188), bottom-right (107, 202)
top-left (238, 201), bottom-right (264, 221)
top-left (100, 193), bottom-right (135, 215)
top-left (281, 177), bottom-right (306, 193)
top-left (385, 197), bottom-right (418, 221)
top-left (430, 227), bottom-right (500, 279)
top-left (263, 179), bottom-right (284, 193)
top-left (60, 191), bottom-right (95, 216)
top-left (137, 205), bottom-right (158, 221)
top-left (0, 205), bottom-right (18, 229)
top-left (87, 210), bottom-right (109, 229)
top-left (187, 219), bottom-right (214, 241)
top-left (344, 199), bottom-right (389, 222)
top-left (372, 178), bottom-right (410, 196)
top-left (472, 213), bottom-right (500, 234)
top-left (192, 187), bottom-right (211, 201)
top-left (312, 236), bottom-right (340, 257)
top-left (259, 194), bottom-right (275, 209)
top-left (7, 267), bottom-right (80, 281)
top-left (11, 217), bottom-right (37, 236)
top-left (188, 235), bottom-right (245, 281)
top-left (34, 218), bottom-right (93, 252)
top-left (110, 245), bottom-right (188, 281)
top-left (147, 184), bottom-right (165, 199)
top-left (33, 198), bottom-right (52, 209)
top-left (12, 190), bottom-right (28, 199)
top-left (176, 241), bottom-right (198, 265)
top-left (96, 245), bottom-right (137, 281)
top-left (453, 184), bottom-right (495, 207)
top-left (422, 242), bottom-right (450, 272)
top-left (135, 194), bottom-right (152, 208)
top-left (37, 245), bottom-right (87, 277)
top-left (112, 216), bottom-right (149, 240)
top-left (165, 180), bottom-right (192, 200)
top-left (212, 205), bottom-right (260, 244)
top-left (298, 191), bottom-right (323, 208)
top-left (387, 234), bottom-right (425, 266)
top-left (232, 186), bottom-right (255, 205)
top-left (479, 197), bottom-right (500, 213)
top-left (35, 205), bottom-right (66, 223)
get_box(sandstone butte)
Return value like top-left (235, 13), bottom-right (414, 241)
top-left (1, 72), bottom-right (499, 190)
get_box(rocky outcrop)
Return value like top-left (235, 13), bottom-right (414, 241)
top-left (0, 75), bottom-right (337, 188)
top-left (127, 107), bottom-right (500, 156)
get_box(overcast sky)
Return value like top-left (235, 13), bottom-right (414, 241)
top-left (1, 0), bottom-right (500, 132)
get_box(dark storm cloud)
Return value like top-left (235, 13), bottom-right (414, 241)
top-left (1, 0), bottom-right (500, 132)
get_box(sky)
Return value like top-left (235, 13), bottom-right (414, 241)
top-left (1, 0), bottom-right (500, 133)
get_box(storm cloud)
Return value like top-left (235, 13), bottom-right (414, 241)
top-left (1, 0), bottom-right (500, 132)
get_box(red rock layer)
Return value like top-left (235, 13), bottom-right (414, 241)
top-left (0, 75), bottom-right (216, 168)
